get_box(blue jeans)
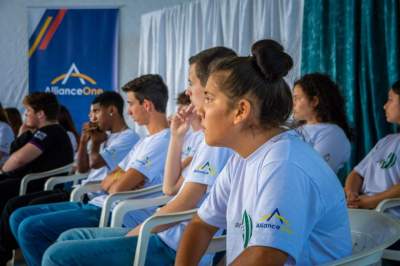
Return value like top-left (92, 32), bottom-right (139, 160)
top-left (9, 201), bottom-right (102, 266)
top-left (42, 227), bottom-right (176, 266)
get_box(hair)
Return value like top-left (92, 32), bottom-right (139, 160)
top-left (0, 103), bottom-right (10, 124)
top-left (58, 105), bottom-right (80, 146)
top-left (4, 107), bottom-right (22, 136)
top-left (294, 73), bottom-right (352, 139)
top-left (392, 80), bottom-right (400, 96)
top-left (176, 91), bottom-right (191, 106)
top-left (22, 92), bottom-right (59, 121)
top-left (92, 91), bottom-right (124, 117)
top-left (122, 74), bottom-right (169, 113)
top-left (189, 47), bottom-right (237, 86)
top-left (208, 39), bottom-right (293, 130)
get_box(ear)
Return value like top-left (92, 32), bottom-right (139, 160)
top-left (142, 99), bottom-right (154, 112)
top-left (311, 96), bottom-right (319, 108)
top-left (36, 110), bottom-right (45, 120)
top-left (233, 99), bottom-right (251, 125)
top-left (107, 105), bottom-right (117, 117)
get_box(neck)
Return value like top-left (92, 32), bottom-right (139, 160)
top-left (110, 118), bottom-right (128, 133)
top-left (230, 127), bottom-right (285, 158)
top-left (306, 116), bottom-right (320, 125)
top-left (146, 112), bottom-right (169, 135)
top-left (38, 120), bottom-right (57, 128)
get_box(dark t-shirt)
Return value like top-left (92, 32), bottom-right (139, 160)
top-left (5, 124), bottom-right (74, 191)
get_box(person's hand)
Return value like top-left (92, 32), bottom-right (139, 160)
top-left (90, 128), bottom-right (107, 145)
top-left (80, 122), bottom-right (93, 144)
top-left (356, 195), bottom-right (378, 209)
top-left (345, 189), bottom-right (360, 208)
top-left (18, 123), bottom-right (35, 137)
top-left (170, 104), bottom-right (195, 138)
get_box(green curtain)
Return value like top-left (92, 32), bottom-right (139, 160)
top-left (301, 0), bottom-right (400, 182)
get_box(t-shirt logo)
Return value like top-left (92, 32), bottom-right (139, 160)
top-left (34, 131), bottom-right (47, 141)
top-left (194, 161), bottom-right (217, 176)
top-left (136, 156), bottom-right (152, 168)
top-left (182, 146), bottom-right (192, 157)
top-left (256, 208), bottom-right (293, 234)
top-left (379, 152), bottom-right (397, 169)
top-left (242, 210), bottom-right (253, 248)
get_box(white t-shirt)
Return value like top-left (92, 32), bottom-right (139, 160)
top-left (298, 123), bottom-right (351, 173)
top-left (82, 129), bottom-right (140, 184)
top-left (90, 129), bottom-right (171, 226)
top-left (181, 129), bottom-right (204, 178)
top-left (0, 121), bottom-right (14, 166)
top-left (198, 131), bottom-right (352, 265)
top-left (157, 138), bottom-right (233, 253)
top-left (354, 133), bottom-right (400, 216)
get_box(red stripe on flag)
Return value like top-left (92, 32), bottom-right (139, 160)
top-left (39, 9), bottom-right (67, 50)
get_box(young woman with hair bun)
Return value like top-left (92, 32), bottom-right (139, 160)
top-left (176, 39), bottom-right (352, 265)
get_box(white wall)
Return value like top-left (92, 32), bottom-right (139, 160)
top-left (0, 0), bottom-right (191, 112)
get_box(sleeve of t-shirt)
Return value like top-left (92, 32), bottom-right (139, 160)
top-left (184, 143), bottom-right (232, 187)
top-left (29, 129), bottom-right (52, 152)
top-left (126, 135), bottom-right (169, 182)
top-left (247, 161), bottom-right (321, 263)
top-left (100, 131), bottom-right (140, 170)
top-left (197, 159), bottom-right (232, 229)
top-left (353, 138), bottom-right (384, 177)
top-left (0, 126), bottom-right (12, 153)
top-left (312, 129), bottom-right (350, 172)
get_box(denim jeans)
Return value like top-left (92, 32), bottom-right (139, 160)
top-left (9, 201), bottom-right (102, 266)
top-left (42, 227), bottom-right (176, 266)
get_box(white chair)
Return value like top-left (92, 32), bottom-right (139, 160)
top-left (19, 163), bottom-right (74, 195)
top-left (69, 182), bottom-right (165, 227)
top-left (375, 198), bottom-right (400, 261)
top-left (131, 208), bottom-right (400, 266)
top-left (44, 172), bottom-right (89, 191)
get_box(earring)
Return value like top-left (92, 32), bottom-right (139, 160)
top-left (109, 113), bottom-right (113, 117)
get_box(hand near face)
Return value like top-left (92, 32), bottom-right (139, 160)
top-left (170, 104), bottom-right (195, 138)
top-left (18, 123), bottom-right (36, 136)
top-left (90, 128), bottom-right (107, 145)
top-left (80, 122), bottom-right (93, 144)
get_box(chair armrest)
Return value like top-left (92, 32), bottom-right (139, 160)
top-left (110, 195), bottom-right (173, 228)
top-left (19, 163), bottom-right (74, 195)
top-left (69, 181), bottom-right (102, 202)
top-left (44, 173), bottom-right (89, 191)
top-left (133, 209), bottom-right (224, 266)
top-left (98, 184), bottom-right (163, 227)
top-left (375, 198), bottom-right (400, 213)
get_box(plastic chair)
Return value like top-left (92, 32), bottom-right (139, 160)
top-left (69, 181), bottom-right (165, 227)
top-left (19, 163), bottom-right (74, 195)
top-left (375, 198), bottom-right (400, 261)
top-left (131, 208), bottom-right (400, 266)
top-left (44, 172), bottom-right (89, 191)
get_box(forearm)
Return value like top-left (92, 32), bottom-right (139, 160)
top-left (89, 142), bottom-right (105, 169)
top-left (76, 142), bottom-right (90, 173)
top-left (175, 214), bottom-right (217, 266)
top-left (344, 171), bottom-right (363, 194)
top-left (2, 155), bottom-right (24, 172)
top-left (163, 136), bottom-right (185, 195)
top-left (100, 168), bottom-right (121, 191)
top-left (363, 185), bottom-right (400, 208)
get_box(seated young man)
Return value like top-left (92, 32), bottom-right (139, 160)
top-left (0, 91), bottom-right (139, 265)
top-left (345, 80), bottom-right (400, 215)
top-left (0, 92), bottom-right (74, 211)
top-left (41, 46), bottom-right (236, 266)
top-left (9, 75), bottom-right (171, 266)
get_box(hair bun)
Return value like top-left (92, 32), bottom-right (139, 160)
top-left (251, 39), bottom-right (293, 81)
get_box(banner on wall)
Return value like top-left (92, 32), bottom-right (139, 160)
top-left (28, 8), bottom-right (119, 131)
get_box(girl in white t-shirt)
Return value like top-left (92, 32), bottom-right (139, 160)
top-left (0, 103), bottom-right (14, 166)
top-left (345, 80), bottom-right (400, 215)
top-left (176, 39), bottom-right (351, 265)
top-left (292, 73), bottom-right (351, 173)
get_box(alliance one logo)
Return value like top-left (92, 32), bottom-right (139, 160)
top-left (45, 63), bottom-right (104, 96)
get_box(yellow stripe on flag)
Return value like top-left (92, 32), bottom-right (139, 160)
top-left (28, 16), bottom-right (53, 58)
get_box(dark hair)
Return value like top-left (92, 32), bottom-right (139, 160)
top-left (392, 80), bottom-right (400, 96)
top-left (58, 105), bottom-right (80, 146)
top-left (209, 39), bottom-right (293, 129)
top-left (189, 47), bottom-right (237, 86)
top-left (294, 73), bottom-right (352, 139)
top-left (23, 92), bottom-right (59, 121)
top-left (4, 107), bottom-right (22, 136)
top-left (0, 103), bottom-right (10, 124)
top-left (122, 74), bottom-right (169, 113)
top-left (176, 91), bottom-right (190, 106)
top-left (92, 91), bottom-right (124, 116)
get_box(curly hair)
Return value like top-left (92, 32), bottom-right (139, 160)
top-left (294, 73), bottom-right (352, 139)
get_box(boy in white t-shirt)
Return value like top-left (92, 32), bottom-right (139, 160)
top-left (42, 46), bottom-right (237, 266)
top-left (9, 75), bottom-right (171, 266)
top-left (176, 39), bottom-right (351, 265)
top-left (345, 80), bottom-right (400, 216)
